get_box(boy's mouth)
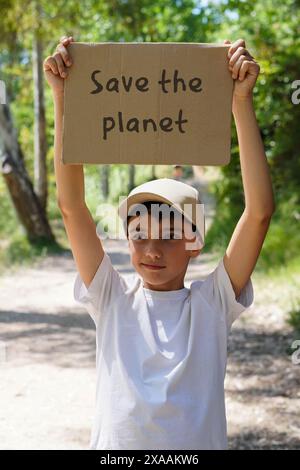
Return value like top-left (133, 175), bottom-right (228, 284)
top-left (141, 263), bottom-right (166, 270)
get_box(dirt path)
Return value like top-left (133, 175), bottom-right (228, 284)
top-left (1, 174), bottom-right (299, 449)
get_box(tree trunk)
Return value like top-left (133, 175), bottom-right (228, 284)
top-left (0, 97), bottom-right (55, 243)
top-left (151, 165), bottom-right (156, 179)
top-left (100, 164), bottom-right (109, 198)
top-left (32, 17), bottom-right (48, 212)
top-left (128, 164), bottom-right (135, 192)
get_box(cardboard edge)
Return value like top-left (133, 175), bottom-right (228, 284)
top-left (71, 41), bottom-right (232, 47)
top-left (61, 79), bottom-right (66, 165)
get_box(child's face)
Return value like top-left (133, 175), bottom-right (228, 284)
top-left (127, 212), bottom-right (201, 291)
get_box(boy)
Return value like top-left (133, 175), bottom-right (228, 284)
top-left (43, 36), bottom-right (275, 450)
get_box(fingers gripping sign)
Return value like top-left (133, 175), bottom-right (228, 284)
top-left (43, 35), bottom-right (74, 95)
top-left (223, 38), bottom-right (260, 102)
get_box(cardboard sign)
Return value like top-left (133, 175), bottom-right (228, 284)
top-left (62, 42), bottom-right (233, 166)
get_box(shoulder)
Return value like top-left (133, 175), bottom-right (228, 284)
top-left (189, 256), bottom-right (254, 329)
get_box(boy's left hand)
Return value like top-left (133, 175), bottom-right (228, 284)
top-left (224, 39), bottom-right (260, 102)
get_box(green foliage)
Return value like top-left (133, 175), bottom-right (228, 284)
top-left (261, 193), bottom-right (300, 265)
top-left (0, 226), bottom-right (65, 275)
top-left (203, 0), bottom-right (300, 270)
top-left (0, 177), bottom-right (19, 236)
top-left (287, 298), bottom-right (300, 333)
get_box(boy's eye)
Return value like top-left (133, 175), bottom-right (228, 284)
top-left (129, 232), bottom-right (182, 240)
top-left (163, 232), bottom-right (182, 240)
top-left (130, 232), bottom-right (147, 240)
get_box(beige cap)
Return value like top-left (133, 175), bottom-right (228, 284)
top-left (117, 178), bottom-right (205, 247)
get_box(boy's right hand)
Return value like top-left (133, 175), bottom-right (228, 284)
top-left (43, 36), bottom-right (74, 95)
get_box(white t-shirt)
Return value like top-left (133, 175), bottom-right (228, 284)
top-left (73, 252), bottom-right (254, 450)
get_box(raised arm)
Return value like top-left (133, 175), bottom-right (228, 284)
top-left (221, 39), bottom-right (276, 298)
top-left (44, 35), bottom-right (104, 288)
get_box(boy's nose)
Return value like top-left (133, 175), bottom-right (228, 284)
top-left (144, 240), bottom-right (163, 260)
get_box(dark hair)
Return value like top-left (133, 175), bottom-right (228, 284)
top-left (126, 199), bottom-right (196, 237)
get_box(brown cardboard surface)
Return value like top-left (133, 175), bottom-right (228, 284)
top-left (62, 42), bottom-right (233, 166)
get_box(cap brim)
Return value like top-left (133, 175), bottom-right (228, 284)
top-left (118, 191), bottom-right (202, 243)
top-left (118, 192), bottom-right (185, 221)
